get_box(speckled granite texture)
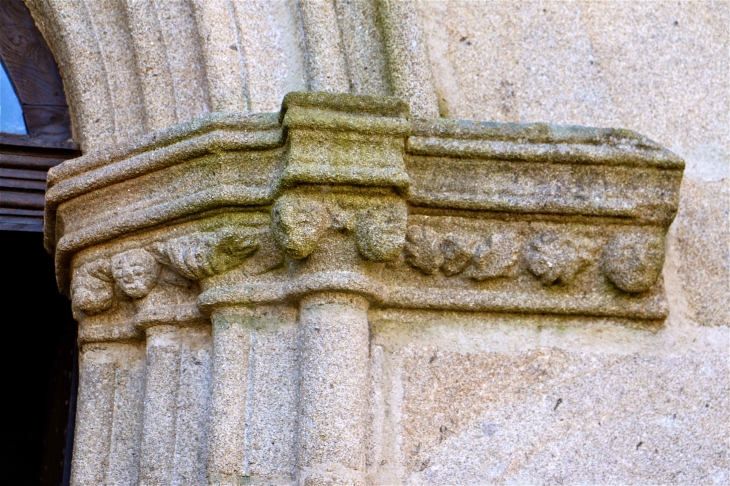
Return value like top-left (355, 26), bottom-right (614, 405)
top-left (420, 0), bottom-right (729, 330)
top-left (30, 1), bottom-right (728, 485)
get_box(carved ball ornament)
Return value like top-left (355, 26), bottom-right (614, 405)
top-left (602, 232), bottom-right (665, 293)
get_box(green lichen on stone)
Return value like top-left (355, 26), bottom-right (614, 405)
top-left (280, 91), bottom-right (409, 121)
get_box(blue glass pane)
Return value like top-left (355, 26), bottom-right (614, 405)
top-left (0, 60), bottom-right (27, 135)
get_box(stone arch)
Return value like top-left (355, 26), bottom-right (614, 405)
top-left (24, 0), bottom-right (439, 152)
top-left (0, 4), bottom-right (79, 484)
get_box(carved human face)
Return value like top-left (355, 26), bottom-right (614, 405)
top-left (111, 249), bottom-right (161, 299)
top-left (355, 201), bottom-right (408, 262)
top-left (272, 195), bottom-right (328, 259)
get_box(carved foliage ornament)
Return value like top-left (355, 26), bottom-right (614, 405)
top-left (71, 226), bottom-right (260, 315)
top-left (405, 226), bottom-right (521, 281)
top-left (404, 225), bottom-right (665, 293)
top-left (148, 228), bottom-right (259, 281)
top-left (405, 226), bottom-right (522, 280)
top-left (71, 260), bottom-right (115, 315)
top-left (525, 232), bottom-right (596, 285)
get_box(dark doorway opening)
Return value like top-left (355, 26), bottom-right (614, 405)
top-left (1, 1), bottom-right (80, 483)
top-left (0, 0), bottom-right (80, 486)
top-left (1, 230), bottom-right (77, 485)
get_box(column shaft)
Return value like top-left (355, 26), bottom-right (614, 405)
top-left (70, 346), bottom-right (115, 485)
top-left (139, 325), bottom-right (182, 485)
top-left (207, 308), bottom-right (254, 486)
top-left (297, 0), bottom-right (350, 92)
top-left (297, 292), bottom-right (370, 486)
top-left (71, 343), bottom-right (145, 486)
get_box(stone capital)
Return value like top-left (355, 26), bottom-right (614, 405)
top-left (48, 91), bottom-right (684, 326)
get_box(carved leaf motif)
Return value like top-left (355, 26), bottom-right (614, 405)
top-left (240, 231), bottom-right (285, 276)
top-left (440, 233), bottom-right (472, 276)
top-left (85, 260), bottom-right (114, 281)
top-left (404, 226), bottom-right (444, 275)
top-left (72, 260), bottom-right (114, 315)
top-left (468, 232), bottom-right (520, 280)
top-left (149, 227), bottom-right (259, 280)
top-left (525, 232), bottom-right (594, 285)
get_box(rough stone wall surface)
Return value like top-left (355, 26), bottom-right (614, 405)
top-left (369, 312), bottom-right (728, 484)
top-left (30, 1), bottom-right (729, 485)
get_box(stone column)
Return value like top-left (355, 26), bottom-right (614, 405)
top-left (138, 324), bottom-right (182, 485)
top-left (136, 320), bottom-right (212, 485)
top-left (109, 249), bottom-right (178, 485)
top-left (206, 303), bottom-right (302, 485)
top-left (269, 190), bottom-right (398, 486)
top-left (206, 307), bottom-right (253, 486)
top-left (107, 247), bottom-right (210, 485)
top-left (69, 340), bottom-right (146, 486)
top-left (142, 223), bottom-right (264, 486)
top-left (70, 343), bottom-right (119, 485)
top-left (271, 93), bottom-right (412, 485)
top-left (296, 292), bottom-right (371, 485)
